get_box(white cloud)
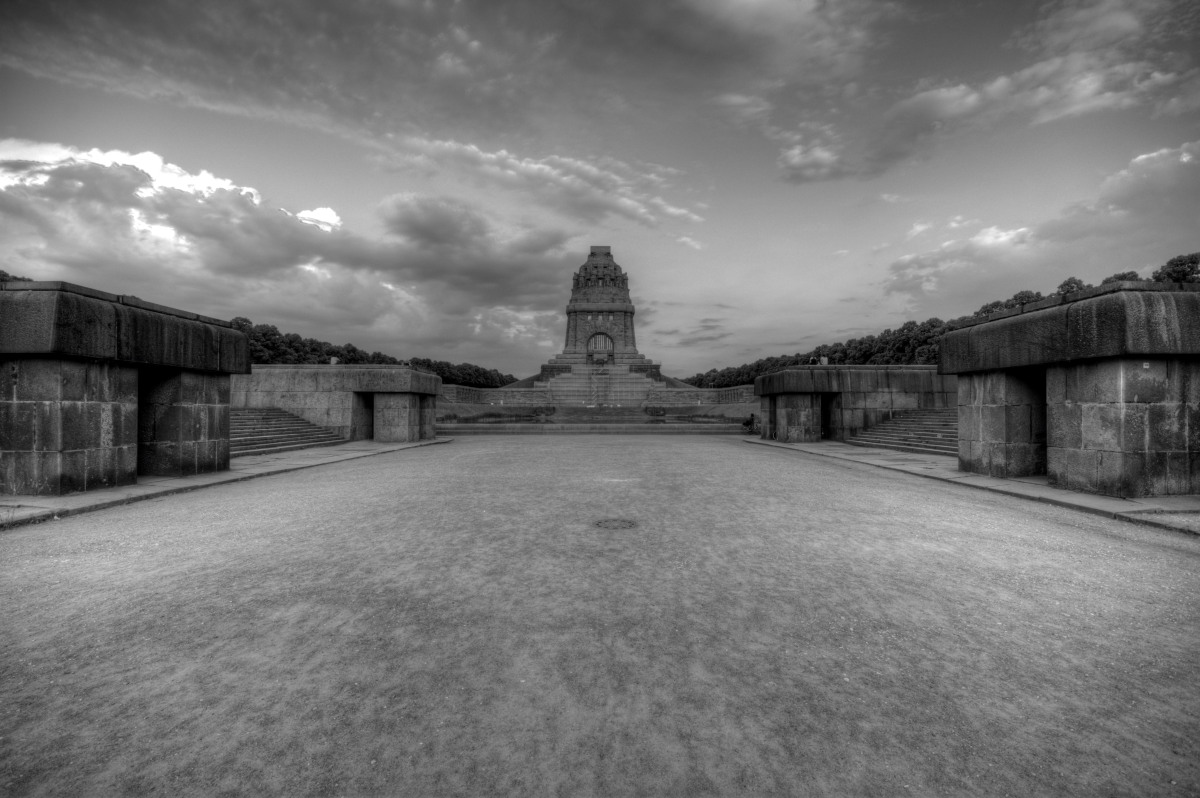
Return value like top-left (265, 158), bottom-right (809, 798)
top-left (677, 236), bottom-right (704, 250)
top-left (392, 137), bottom-right (702, 228)
top-left (969, 226), bottom-right (1031, 247)
top-left (906, 222), bottom-right (933, 240)
top-left (296, 207), bottom-right (343, 232)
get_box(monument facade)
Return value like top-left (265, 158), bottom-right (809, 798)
top-left (436, 246), bottom-right (756, 432)
top-left (538, 246), bottom-right (662, 381)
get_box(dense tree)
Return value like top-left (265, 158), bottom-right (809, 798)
top-left (0, 269), bottom-right (33, 281)
top-left (1151, 252), bottom-right (1200, 283)
top-left (681, 251), bottom-right (1195, 389)
top-left (230, 317), bottom-right (516, 387)
top-left (1055, 276), bottom-right (1090, 294)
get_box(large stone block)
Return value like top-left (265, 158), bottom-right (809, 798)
top-left (941, 286), bottom-right (1200, 374)
top-left (1046, 403), bottom-right (1081, 449)
top-left (0, 282), bottom-right (249, 374)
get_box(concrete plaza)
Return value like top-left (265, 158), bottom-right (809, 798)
top-left (2, 436), bottom-right (1198, 796)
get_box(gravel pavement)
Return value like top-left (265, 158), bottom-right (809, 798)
top-left (3, 436), bottom-right (1198, 796)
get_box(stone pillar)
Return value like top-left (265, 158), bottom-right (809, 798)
top-left (374, 393), bottom-right (437, 442)
top-left (1047, 357), bottom-right (1199, 497)
top-left (771, 393), bottom-right (821, 443)
top-left (420, 394), bottom-right (437, 440)
top-left (137, 368), bottom-right (231, 477)
top-left (956, 369), bottom-right (1046, 478)
top-left (1, 358), bottom-right (138, 494)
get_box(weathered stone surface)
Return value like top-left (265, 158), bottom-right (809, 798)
top-left (955, 370), bottom-right (1046, 478)
top-left (1043, 357), bottom-right (1200, 497)
top-left (0, 282), bottom-right (249, 373)
top-left (136, 368), bottom-right (231, 478)
top-left (1, 358), bottom-right (139, 494)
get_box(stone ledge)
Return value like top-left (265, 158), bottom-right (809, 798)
top-left (939, 288), bottom-right (1200, 374)
top-left (0, 281), bottom-right (233, 327)
top-left (755, 365), bottom-right (947, 396)
top-left (0, 283), bottom-right (248, 373)
top-left (946, 281), bottom-right (1200, 331)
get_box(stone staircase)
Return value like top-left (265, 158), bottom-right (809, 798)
top-left (230, 408), bottom-right (345, 457)
top-left (536, 364), bottom-right (655, 406)
top-left (845, 408), bottom-right (958, 456)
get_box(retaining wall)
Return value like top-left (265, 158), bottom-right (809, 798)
top-left (754, 366), bottom-right (956, 443)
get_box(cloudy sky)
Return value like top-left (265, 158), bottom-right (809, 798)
top-left (1, 0), bottom-right (1198, 377)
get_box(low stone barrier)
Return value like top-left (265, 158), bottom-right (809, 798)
top-left (939, 281), bottom-right (1200, 497)
top-left (231, 365), bottom-right (440, 442)
top-left (1, 281), bottom-right (248, 495)
top-left (754, 366), bottom-right (956, 443)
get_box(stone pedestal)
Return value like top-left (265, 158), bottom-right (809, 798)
top-left (374, 393), bottom-right (437, 442)
top-left (1, 282), bottom-right (248, 496)
top-left (754, 366), bottom-right (957, 443)
top-left (137, 368), bottom-right (231, 477)
top-left (230, 365), bottom-right (441, 442)
top-left (940, 283), bottom-right (1200, 498)
top-left (1047, 358), bottom-right (1199, 496)
top-left (956, 368), bottom-right (1046, 478)
top-left (1, 358), bottom-right (138, 494)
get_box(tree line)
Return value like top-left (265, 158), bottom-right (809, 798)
top-left (680, 253), bottom-right (1198, 389)
top-left (229, 318), bottom-right (517, 388)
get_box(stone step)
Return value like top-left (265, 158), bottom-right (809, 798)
top-left (843, 439), bottom-right (958, 457)
top-left (230, 409), bottom-right (345, 458)
top-left (230, 439), bottom-right (348, 457)
top-left (851, 433), bottom-right (956, 450)
top-left (436, 424), bottom-right (746, 435)
top-left (844, 409), bottom-right (959, 457)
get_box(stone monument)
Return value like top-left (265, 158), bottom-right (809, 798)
top-left (537, 246), bottom-right (662, 381)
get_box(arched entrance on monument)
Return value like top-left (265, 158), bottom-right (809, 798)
top-left (587, 332), bottom-right (614, 365)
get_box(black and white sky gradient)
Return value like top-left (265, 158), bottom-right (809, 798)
top-left (1, 0), bottom-right (1198, 375)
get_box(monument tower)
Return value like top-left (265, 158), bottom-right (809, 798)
top-left (539, 246), bottom-right (661, 380)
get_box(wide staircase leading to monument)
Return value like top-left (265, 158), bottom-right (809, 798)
top-left (844, 408), bottom-right (958, 456)
top-left (537, 364), bottom-right (654, 408)
top-left (230, 408), bottom-right (345, 457)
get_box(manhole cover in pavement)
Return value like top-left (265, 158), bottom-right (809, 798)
top-left (594, 518), bottom-right (637, 530)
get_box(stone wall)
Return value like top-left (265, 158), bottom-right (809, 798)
top-left (956, 368), bottom-right (1046, 478)
top-left (1, 281), bottom-right (248, 496)
top-left (138, 368), bottom-right (231, 477)
top-left (231, 365), bottom-right (440, 442)
top-left (1046, 358), bottom-right (1199, 496)
top-left (940, 282), bottom-right (1200, 497)
top-left (754, 366), bottom-right (957, 443)
top-left (1, 359), bottom-right (138, 494)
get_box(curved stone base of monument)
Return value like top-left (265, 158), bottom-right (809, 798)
top-left (231, 365), bottom-right (441, 443)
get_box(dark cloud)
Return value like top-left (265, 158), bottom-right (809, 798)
top-left (380, 195), bottom-right (491, 249)
top-left (0, 150), bottom-right (578, 324)
top-left (0, 0), bottom-right (882, 144)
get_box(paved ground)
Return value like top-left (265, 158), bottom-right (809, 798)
top-left (3, 436), bottom-right (1199, 796)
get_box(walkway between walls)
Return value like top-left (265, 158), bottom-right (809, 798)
top-left (745, 437), bottom-right (1200, 535)
top-left (0, 438), bottom-right (451, 530)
